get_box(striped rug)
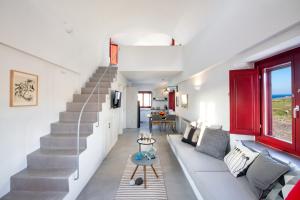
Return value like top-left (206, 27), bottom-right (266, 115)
top-left (114, 155), bottom-right (168, 200)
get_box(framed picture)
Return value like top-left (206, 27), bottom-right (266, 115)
top-left (181, 94), bottom-right (188, 108)
top-left (10, 70), bottom-right (38, 107)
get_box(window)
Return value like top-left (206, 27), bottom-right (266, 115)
top-left (138, 91), bottom-right (152, 108)
top-left (262, 64), bottom-right (292, 143)
top-left (255, 47), bottom-right (300, 155)
top-left (230, 47), bottom-right (300, 156)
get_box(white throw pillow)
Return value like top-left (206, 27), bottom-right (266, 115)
top-left (224, 141), bottom-right (259, 177)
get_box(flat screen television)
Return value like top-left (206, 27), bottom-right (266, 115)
top-left (111, 90), bottom-right (121, 108)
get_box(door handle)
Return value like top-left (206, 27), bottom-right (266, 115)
top-left (293, 105), bottom-right (300, 119)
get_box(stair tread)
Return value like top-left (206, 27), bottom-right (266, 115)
top-left (60, 111), bottom-right (98, 113)
top-left (67, 102), bottom-right (100, 104)
top-left (42, 134), bottom-right (89, 139)
top-left (51, 121), bottom-right (93, 125)
top-left (2, 191), bottom-right (67, 200)
top-left (30, 149), bottom-right (83, 156)
top-left (50, 132), bottom-right (92, 136)
top-left (13, 168), bottom-right (74, 179)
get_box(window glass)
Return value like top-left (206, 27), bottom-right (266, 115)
top-left (138, 92), bottom-right (152, 108)
top-left (263, 64), bottom-right (292, 143)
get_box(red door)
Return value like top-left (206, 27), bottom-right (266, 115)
top-left (168, 91), bottom-right (175, 111)
top-left (110, 43), bottom-right (118, 65)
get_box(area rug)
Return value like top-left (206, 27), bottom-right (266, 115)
top-left (114, 155), bottom-right (168, 200)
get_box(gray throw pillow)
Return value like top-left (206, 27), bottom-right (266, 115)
top-left (246, 150), bottom-right (290, 199)
top-left (195, 128), bottom-right (229, 160)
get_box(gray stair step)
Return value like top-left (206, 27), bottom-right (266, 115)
top-left (11, 168), bottom-right (73, 192)
top-left (40, 134), bottom-right (87, 150)
top-left (89, 76), bottom-right (113, 82)
top-left (81, 87), bottom-right (108, 94)
top-left (27, 149), bottom-right (82, 170)
top-left (85, 81), bottom-right (111, 88)
top-left (96, 67), bottom-right (117, 73)
top-left (1, 191), bottom-right (67, 200)
top-left (50, 131), bottom-right (92, 137)
top-left (51, 122), bottom-right (93, 134)
top-left (73, 94), bottom-right (106, 103)
top-left (66, 102), bottom-right (102, 112)
top-left (59, 111), bottom-right (98, 123)
top-left (92, 72), bottom-right (116, 79)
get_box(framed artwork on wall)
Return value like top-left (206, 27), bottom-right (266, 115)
top-left (181, 94), bottom-right (188, 108)
top-left (10, 70), bottom-right (38, 107)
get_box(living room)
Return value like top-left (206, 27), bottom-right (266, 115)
top-left (1, 1), bottom-right (300, 200)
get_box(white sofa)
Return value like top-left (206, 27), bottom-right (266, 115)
top-left (167, 134), bottom-right (258, 200)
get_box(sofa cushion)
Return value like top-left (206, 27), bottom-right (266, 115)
top-left (168, 135), bottom-right (228, 172)
top-left (224, 141), bottom-right (259, 177)
top-left (182, 125), bottom-right (198, 146)
top-left (196, 123), bottom-right (223, 146)
top-left (196, 128), bottom-right (229, 160)
top-left (192, 171), bottom-right (257, 200)
top-left (246, 150), bottom-right (290, 198)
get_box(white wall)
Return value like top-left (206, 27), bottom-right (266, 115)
top-left (174, 22), bottom-right (300, 145)
top-left (175, 0), bottom-right (300, 82)
top-left (115, 72), bottom-right (128, 133)
top-left (0, 1), bottom-right (107, 86)
top-left (118, 46), bottom-right (183, 71)
top-left (126, 86), bottom-right (138, 128)
top-left (0, 43), bottom-right (80, 197)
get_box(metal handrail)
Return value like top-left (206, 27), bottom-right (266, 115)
top-left (75, 65), bottom-right (112, 180)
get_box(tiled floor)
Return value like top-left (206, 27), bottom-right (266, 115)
top-left (77, 122), bottom-right (197, 200)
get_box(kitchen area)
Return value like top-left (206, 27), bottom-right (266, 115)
top-left (138, 87), bottom-right (176, 131)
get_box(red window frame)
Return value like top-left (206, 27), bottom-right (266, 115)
top-left (255, 48), bottom-right (300, 156)
top-left (138, 91), bottom-right (152, 108)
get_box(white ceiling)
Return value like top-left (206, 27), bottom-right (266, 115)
top-left (0, 0), bottom-right (226, 72)
top-left (120, 71), bottom-right (181, 85)
top-left (0, 0), bottom-right (224, 46)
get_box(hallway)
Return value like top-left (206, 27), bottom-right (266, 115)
top-left (77, 124), bottom-right (197, 200)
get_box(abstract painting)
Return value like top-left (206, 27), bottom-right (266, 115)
top-left (10, 70), bottom-right (38, 107)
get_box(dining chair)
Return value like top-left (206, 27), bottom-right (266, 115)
top-left (151, 114), bottom-right (163, 133)
top-left (165, 114), bottom-right (176, 133)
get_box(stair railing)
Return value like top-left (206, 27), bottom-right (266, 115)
top-left (75, 65), bottom-right (112, 180)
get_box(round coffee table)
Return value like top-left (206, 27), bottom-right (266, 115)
top-left (130, 152), bottom-right (159, 188)
top-left (137, 138), bottom-right (156, 152)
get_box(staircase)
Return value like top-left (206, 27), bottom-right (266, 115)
top-left (2, 66), bottom-right (118, 200)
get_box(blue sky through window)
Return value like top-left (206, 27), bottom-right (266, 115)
top-left (271, 66), bottom-right (291, 95)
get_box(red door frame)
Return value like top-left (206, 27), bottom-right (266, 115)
top-left (255, 47), bottom-right (300, 156)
